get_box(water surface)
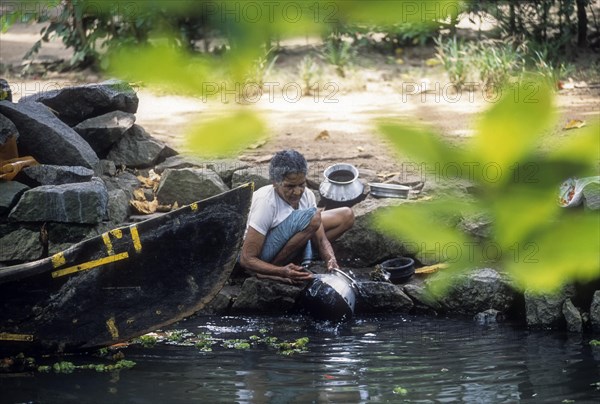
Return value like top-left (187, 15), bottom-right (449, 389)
top-left (2, 315), bottom-right (600, 403)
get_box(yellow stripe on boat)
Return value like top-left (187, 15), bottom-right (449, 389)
top-left (110, 229), bottom-right (123, 239)
top-left (51, 252), bottom-right (66, 269)
top-left (0, 332), bottom-right (34, 342)
top-left (130, 225), bottom-right (142, 253)
top-left (51, 252), bottom-right (129, 278)
top-left (106, 317), bottom-right (119, 340)
top-left (102, 232), bottom-right (114, 255)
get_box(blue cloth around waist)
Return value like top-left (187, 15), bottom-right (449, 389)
top-left (259, 207), bottom-right (317, 263)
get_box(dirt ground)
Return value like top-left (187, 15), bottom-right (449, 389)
top-left (1, 23), bottom-right (599, 186)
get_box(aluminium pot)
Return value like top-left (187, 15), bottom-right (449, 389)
top-left (299, 269), bottom-right (358, 322)
top-left (319, 163), bottom-right (364, 202)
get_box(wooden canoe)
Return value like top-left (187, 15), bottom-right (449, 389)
top-left (0, 184), bottom-right (253, 355)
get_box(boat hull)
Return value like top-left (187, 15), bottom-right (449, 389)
top-left (0, 184), bottom-right (253, 355)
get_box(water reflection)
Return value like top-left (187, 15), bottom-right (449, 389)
top-left (1, 315), bottom-right (599, 403)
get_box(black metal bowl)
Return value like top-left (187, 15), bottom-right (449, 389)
top-left (380, 257), bottom-right (415, 284)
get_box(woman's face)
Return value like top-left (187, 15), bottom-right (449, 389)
top-left (274, 172), bottom-right (307, 208)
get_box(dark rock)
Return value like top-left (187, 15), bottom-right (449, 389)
top-left (156, 168), bottom-right (229, 205)
top-left (106, 124), bottom-right (172, 168)
top-left (0, 181), bottom-right (29, 215)
top-left (198, 285), bottom-right (237, 314)
top-left (562, 298), bottom-right (583, 333)
top-left (0, 112), bottom-right (18, 145)
top-left (73, 111), bottom-right (136, 157)
top-left (437, 268), bottom-right (516, 315)
top-left (0, 228), bottom-right (42, 262)
top-left (21, 164), bottom-right (94, 186)
top-left (0, 101), bottom-right (99, 169)
top-left (403, 283), bottom-right (442, 312)
top-left (107, 189), bottom-right (130, 224)
top-left (154, 155), bottom-right (205, 173)
top-left (47, 222), bottom-right (98, 254)
top-left (231, 166), bottom-right (271, 189)
top-left (155, 156), bottom-right (250, 187)
top-left (474, 309), bottom-right (502, 325)
top-left (9, 178), bottom-right (108, 224)
top-left (459, 212), bottom-right (493, 240)
top-left (102, 171), bottom-right (141, 200)
top-left (231, 277), bottom-right (303, 313)
top-left (0, 79), bottom-right (12, 102)
top-left (99, 160), bottom-right (117, 177)
top-left (525, 286), bottom-right (575, 329)
top-left (206, 160), bottom-right (251, 186)
top-left (19, 79), bottom-right (138, 126)
top-left (590, 291), bottom-right (600, 332)
top-left (355, 281), bottom-right (414, 312)
top-left (333, 198), bottom-right (417, 266)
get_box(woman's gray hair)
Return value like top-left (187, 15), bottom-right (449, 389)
top-left (269, 150), bottom-right (308, 183)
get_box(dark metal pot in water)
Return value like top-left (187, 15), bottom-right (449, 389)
top-left (299, 269), bottom-right (358, 322)
top-left (380, 257), bottom-right (415, 284)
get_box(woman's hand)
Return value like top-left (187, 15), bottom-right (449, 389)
top-left (282, 263), bottom-right (313, 283)
top-left (255, 263), bottom-right (312, 285)
top-left (326, 258), bottom-right (339, 272)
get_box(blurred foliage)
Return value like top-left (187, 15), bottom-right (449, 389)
top-left (376, 79), bottom-right (599, 294)
top-left (434, 36), bottom-right (469, 88)
top-left (435, 37), bottom-right (576, 90)
top-left (320, 34), bottom-right (356, 78)
top-left (3, 1), bottom-right (597, 293)
top-left (465, 0), bottom-right (597, 49)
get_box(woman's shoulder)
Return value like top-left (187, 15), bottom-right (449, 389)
top-left (252, 185), bottom-right (276, 206)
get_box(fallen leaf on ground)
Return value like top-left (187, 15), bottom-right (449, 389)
top-left (248, 140), bottom-right (266, 149)
top-left (315, 130), bottom-right (330, 141)
top-left (357, 146), bottom-right (364, 152)
top-left (133, 188), bottom-right (146, 201)
top-left (563, 119), bottom-right (586, 130)
top-left (156, 204), bottom-right (173, 212)
top-left (130, 198), bottom-right (158, 214)
top-left (379, 172), bottom-right (400, 179)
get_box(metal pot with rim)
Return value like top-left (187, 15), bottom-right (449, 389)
top-left (319, 163), bottom-right (364, 203)
top-left (299, 268), bottom-right (358, 322)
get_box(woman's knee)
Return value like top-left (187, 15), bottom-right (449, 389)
top-left (340, 207), bottom-right (355, 230)
top-left (306, 210), bottom-right (322, 233)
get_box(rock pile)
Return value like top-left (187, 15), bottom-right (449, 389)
top-left (0, 79), bottom-right (268, 265)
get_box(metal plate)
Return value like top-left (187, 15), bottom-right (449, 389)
top-left (368, 183), bottom-right (410, 198)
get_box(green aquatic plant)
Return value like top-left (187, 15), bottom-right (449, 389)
top-left (590, 339), bottom-right (600, 347)
top-left (222, 339), bottom-right (252, 350)
top-left (393, 386), bottom-right (408, 395)
top-left (195, 332), bottom-right (216, 352)
top-left (52, 361), bottom-right (76, 373)
top-left (136, 334), bottom-right (158, 348)
top-left (38, 359), bottom-right (136, 373)
top-left (276, 337), bottom-right (310, 355)
top-left (166, 330), bottom-right (188, 343)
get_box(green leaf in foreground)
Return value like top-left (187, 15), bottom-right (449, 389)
top-left (376, 79), bottom-right (599, 294)
top-left (185, 110), bottom-right (267, 157)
